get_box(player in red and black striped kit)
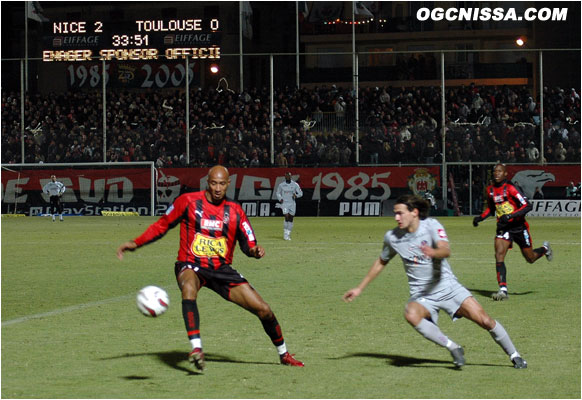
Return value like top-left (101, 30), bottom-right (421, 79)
top-left (473, 163), bottom-right (553, 301)
top-left (117, 165), bottom-right (304, 370)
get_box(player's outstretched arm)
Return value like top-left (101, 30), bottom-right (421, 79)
top-left (343, 257), bottom-right (387, 302)
top-left (473, 207), bottom-right (493, 227)
top-left (117, 241), bottom-right (138, 260)
top-left (343, 287), bottom-right (362, 302)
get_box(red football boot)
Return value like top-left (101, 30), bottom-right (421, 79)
top-left (280, 352), bottom-right (304, 367)
top-left (188, 348), bottom-right (205, 371)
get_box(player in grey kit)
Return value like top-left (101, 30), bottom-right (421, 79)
top-left (42, 175), bottom-right (66, 221)
top-left (343, 194), bottom-right (527, 369)
top-left (276, 172), bottom-right (303, 240)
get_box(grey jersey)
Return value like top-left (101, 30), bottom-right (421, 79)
top-left (380, 218), bottom-right (460, 297)
top-left (276, 180), bottom-right (302, 203)
top-left (43, 181), bottom-right (66, 196)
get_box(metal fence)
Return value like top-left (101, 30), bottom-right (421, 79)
top-left (2, 49), bottom-right (580, 207)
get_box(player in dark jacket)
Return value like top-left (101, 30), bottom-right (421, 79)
top-left (473, 163), bottom-right (553, 301)
top-left (117, 165), bottom-right (304, 370)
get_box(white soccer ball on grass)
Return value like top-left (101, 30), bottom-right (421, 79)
top-left (136, 285), bottom-right (169, 317)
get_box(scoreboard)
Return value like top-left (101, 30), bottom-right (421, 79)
top-left (42, 18), bottom-right (221, 62)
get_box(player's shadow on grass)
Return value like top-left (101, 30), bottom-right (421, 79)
top-left (333, 352), bottom-right (503, 369)
top-left (468, 288), bottom-right (534, 298)
top-left (205, 353), bottom-right (277, 365)
top-left (123, 375), bottom-right (151, 380)
top-left (101, 350), bottom-right (275, 376)
top-left (102, 351), bottom-right (198, 375)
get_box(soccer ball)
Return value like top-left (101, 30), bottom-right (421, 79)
top-left (136, 285), bottom-right (169, 317)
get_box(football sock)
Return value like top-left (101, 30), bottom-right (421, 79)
top-left (190, 338), bottom-right (202, 350)
top-left (288, 222), bottom-right (293, 233)
top-left (533, 246), bottom-right (546, 258)
top-left (182, 299), bottom-right (201, 349)
top-left (489, 320), bottom-right (517, 356)
top-left (260, 315), bottom-right (285, 349)
top-left (495, 262), bottom-right (507, 290)
top-left (414, 319), bottom-right (457, 349)
top-left (276, 343), bottom-right (288, 355)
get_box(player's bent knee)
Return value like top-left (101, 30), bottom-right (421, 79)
top-left (459, 297), bottom-right (491, 328)
top-left (181, 285), bottom-right (198, 300)
top-left (178, 272), bottom-right (200, 299)
top-left (255, 303), bottom-right (273, 320)
top-left (404, 304), bottom-right (425, 326)
top-left (480, 314), bottom-right (496, 330)
top-left (404, 312), bottom-right (418, 326)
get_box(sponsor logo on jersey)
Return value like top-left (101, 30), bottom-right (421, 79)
top-left (201, 218), bottom-right (223, 231)
top-left (437, 229), bottom-right (447, 239)
top-left (242, 221), bottom-right (255, 241)
top-left (165, 204), bottom-right (174, 215)
top-left (516, 193), bottom-right (526, 204)
top-left (191, 233), bottom-right (227, 258)
top-left (495, 201), bottom-right (515, 216)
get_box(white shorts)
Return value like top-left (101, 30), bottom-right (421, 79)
top-left (278, 201), bottom-right (296, 216)
top-left (408, 281), bottom-right (472, 324)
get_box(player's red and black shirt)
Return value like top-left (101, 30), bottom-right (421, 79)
top-left (480, 179), bottom-right (532, 226)
top-left (133, 191), bottom-right (257, 269)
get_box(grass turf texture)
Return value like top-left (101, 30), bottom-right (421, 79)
top-left (1, 215), bottom-right (580, 398)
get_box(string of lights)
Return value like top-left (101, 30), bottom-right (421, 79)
top-left (322, 18), bottom-right (388, 25)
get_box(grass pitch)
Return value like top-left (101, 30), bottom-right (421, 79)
top-left (1, 215), bottom-right (580, 398)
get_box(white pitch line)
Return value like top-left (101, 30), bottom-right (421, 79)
top-left (261, 241), bottom-right (580, 246)
top-left (2, 294), bottom-right (133, 327)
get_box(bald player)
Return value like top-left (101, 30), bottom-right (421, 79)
top-left (117, 165), bottom-right (304, 371)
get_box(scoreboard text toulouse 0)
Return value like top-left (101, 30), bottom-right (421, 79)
top-left (42, 18), bottom-right (221, 62)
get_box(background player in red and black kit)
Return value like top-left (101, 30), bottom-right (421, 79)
top-left (473, 163), bottom-right (553, 301)
top-left (117, 165), bottom-right (304, 370)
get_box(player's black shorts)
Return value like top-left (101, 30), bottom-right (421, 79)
top-left (174, 261), bottom-right (249, 300)
top-left (50, 195), bottom-right (62, 212)
top-left (495, 221), bottom-right (532, 249)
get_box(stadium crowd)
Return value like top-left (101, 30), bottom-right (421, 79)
top-left (1, 84), bottom-right (580, 167)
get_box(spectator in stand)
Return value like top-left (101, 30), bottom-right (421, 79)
top-left (276, 152), bottom-right (288, 167)
top-left (249, 151), bottom-right (260, 167)
top-left (526, 142), bottom-right (540, 163)
top-left (1, 85), bottom-right (579, 167)
top-left (554, 142), bottom-right (567, 162)
top-left (565, 181), bottom-right (578, 198)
